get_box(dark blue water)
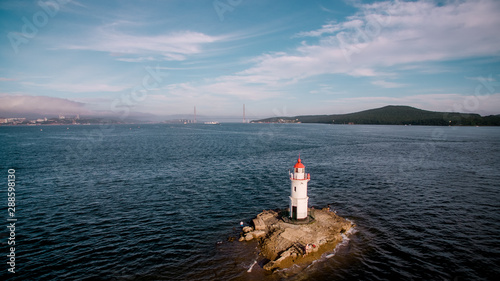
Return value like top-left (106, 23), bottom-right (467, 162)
top-left (0, 124), bottom-right (499, 280)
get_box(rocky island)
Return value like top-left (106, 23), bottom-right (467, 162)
top-left (237, 156), bottom-right (355, 271)
top-left (239, 208), bottom-right (354, 271)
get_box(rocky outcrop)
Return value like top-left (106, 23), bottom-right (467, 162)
top-left (239, 207), bottom-right (354, 271)
top-left (242, 226), bottom-right (253, 233)
top-left (238, 226), bottom-right (269, 241)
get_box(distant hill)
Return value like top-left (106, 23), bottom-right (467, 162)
top-left (252, 105), bottom-right (500, 126)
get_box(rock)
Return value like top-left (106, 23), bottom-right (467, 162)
top-left (252, 218), bottom-right (266, 231)
top-left (238, 236), bottom-right (245, 242)
top-left (252, 230), bottom-right (266, 239)
top-left (252, 210), bottom-right (279, 231)
top-left (244, 233), bottom-right (253, 241)
top-left (242, 226), bottom-right (253, 233)
top-left (258, 210), bottom-right (277, 222)
top-left (263, 261), bottom-right (276, 271)
top-left (264, 247), bottom-right (296, 271)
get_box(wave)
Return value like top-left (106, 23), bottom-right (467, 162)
top-left (247, 259), bottom-right (258, 272)
top-left (325, 222), bottom-right (356, 259)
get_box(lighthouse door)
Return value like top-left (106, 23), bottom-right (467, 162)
top-left (292, 206), bottom-right (297, 220)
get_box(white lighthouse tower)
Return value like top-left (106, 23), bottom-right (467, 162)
top-left (289, 155), bottom-right (310, 220)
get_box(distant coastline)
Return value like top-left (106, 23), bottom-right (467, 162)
top-left (3, 105), bottom-right (500, 126)
top-left (0, 116), bottom-right (134, 126)
top-left (251, 105), bottom-right (500, 126)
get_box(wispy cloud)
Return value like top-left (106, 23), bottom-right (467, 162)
top-left (224, 0), bottom-right (500, 87)
top-left (58, 28), bottom-right (220, 62)
top-left (466, 76), bottom-right (497, 82)
top-left (22, 82), bottom-right (130, 93)
top-left (371, 80), bottom-right (407, 88)
top-left (337, 0), bottom-right (500, 66)
top-left (152, 0), bottom-right (500, 106)
top-left (0, 77), bottom-right (16, 81)
top-left (295, 22), bottom-right (340, 37)
top-left (164, 78), bottom-right (282, 101)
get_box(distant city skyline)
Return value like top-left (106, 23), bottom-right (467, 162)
top-left (1, 0), bottom-right (500, 120)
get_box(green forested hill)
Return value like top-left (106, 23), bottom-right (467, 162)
top-left (252, 105), bottom-right (500, 126)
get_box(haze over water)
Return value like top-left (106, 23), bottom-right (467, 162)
top-left (0, 124), bottom-right (499, 280)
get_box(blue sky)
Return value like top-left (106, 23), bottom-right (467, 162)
top-left (1, 0), bottom-right (500, 120)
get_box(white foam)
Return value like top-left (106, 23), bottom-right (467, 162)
top-left (325, 223), bottom-right (356, 259)
top-left (247, 259), bottom-right (257, 272)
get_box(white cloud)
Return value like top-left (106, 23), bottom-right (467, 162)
top-left (22, 82), bottom-right (129, 93)
top-left (347, 68), bottom-right (380, 77)
top-left (115, 57), bottom-right (156, 63)
top-left (0, 94), bottom-right (90, 116)
top-left (338, 0), bottom-right (500, 66)
top-left (152, 0), bottom-right (500, 106)
top-left (163, 78), bottom-right (282, 101)
top-left (0, 77), bottom-right (16, 81)
top-left (120, 0), bottom-right (500, 114)
top-left (227, 0), bottom-right (500, 86)
top-left (295, 22), bottom-right (340, 37)
top-left (60, 29), bottom-right (220, 61)
top-left (466, 75), bottom-right (497, 82)
top-left (371, 80), bottom-right (407, 88)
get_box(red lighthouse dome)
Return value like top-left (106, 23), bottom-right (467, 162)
top-left (294, 156), bottom-right (305, 169)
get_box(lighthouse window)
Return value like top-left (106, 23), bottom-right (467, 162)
top-left (294, 186), bottom-right (296, 192)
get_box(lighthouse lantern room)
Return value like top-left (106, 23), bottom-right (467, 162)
top-left (289, 156), bottom-right (310, 220)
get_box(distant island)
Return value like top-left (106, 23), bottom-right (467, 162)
top-left (240, 208), bottom-right (353, 271)
top-left (251, 105), bottom-right (500, 126)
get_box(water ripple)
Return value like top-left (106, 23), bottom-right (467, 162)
top-left (0, 124), bottom-right (499, 280)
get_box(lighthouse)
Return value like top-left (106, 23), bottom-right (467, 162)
top-left (289, 156), bottom-right (310, 220)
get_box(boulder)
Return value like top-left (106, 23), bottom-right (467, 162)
top-left (252, 210), bottom-right (279, 231)
top-left (244, 233), bottom-right (253, 241)
top-left (252, 230), bottom-right (266, 239)
top-left (242, 226), bottom-right (253, 233)
top-left (253, 218), bottom-right (266, 231)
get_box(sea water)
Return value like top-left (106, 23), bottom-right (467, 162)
top-left (0, 124), bottom-right (499, 280)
